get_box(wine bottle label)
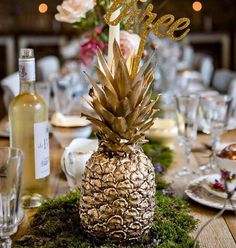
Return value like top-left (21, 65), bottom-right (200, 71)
top-left (19, 58), bottom-right (36, 82)
top-left (34, 121), bottom-right (50, 179)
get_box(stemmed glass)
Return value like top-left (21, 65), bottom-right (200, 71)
top-left (175, 94), bottom-right (199, 177)
top-left (199, 95), bottom-right (232, 172)
top-left (0, 147), bottom-right (24, 248)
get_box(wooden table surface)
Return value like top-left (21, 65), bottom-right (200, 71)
top-left (1, 129), bottom-right (236, 247)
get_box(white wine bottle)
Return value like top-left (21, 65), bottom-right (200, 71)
top-left (9, 48), bottom-right (50, 208)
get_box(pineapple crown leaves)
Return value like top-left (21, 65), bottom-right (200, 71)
top-left (83, 41), bottom-right (159, 150)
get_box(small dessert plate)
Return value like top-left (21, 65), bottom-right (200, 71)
top-left (51, 113), bottom-right (92, 147)
top-left (185, 175), bottom-right (236, 211)
top-left (202, 174), bottom-right (236, 200)
top-left (51, 112), bottom-right (91, 128)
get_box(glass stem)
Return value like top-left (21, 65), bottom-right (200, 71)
top-left (0, 237), bottom-right (12, 248)
top-left (184, 142), bottom-right (191, 168)
top-left (211, 134), bottom-right (219, 166)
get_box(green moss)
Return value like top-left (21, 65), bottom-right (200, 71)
top-left (14, 190), bottom-right (196, 248)
top-left (143, 141), bottom-right (174, 171)
top-left (14, 142), bottom-right (197, 248)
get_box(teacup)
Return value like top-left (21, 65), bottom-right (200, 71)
top-left (61, 138), bottom-right (98, 190)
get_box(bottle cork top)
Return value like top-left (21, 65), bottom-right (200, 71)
top-left (19, 48), bottom-right (34, 59)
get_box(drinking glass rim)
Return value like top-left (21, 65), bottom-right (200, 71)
top-left (0, 147), bottom-right (24, 160)
top-left (175, 94), bottom-right (199, 100)
top-left (200, 94), bottom-right (232, 102)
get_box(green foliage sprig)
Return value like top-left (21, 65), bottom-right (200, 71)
top-left (143, 141), bottom-right (174, 171)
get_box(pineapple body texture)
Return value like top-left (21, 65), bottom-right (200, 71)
top-left (80, 148), bottom-right (156, 241)
top-left (80, 42), bottom-right (158, 242)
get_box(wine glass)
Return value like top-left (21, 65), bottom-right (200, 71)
top-left (175, 94), bottom-right (199, 177)
top-left (199, 95), bottom-right (232, 172)
top-left (0, 147), bottom-right (24, 248)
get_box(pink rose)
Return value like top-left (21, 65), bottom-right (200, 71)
top-left (120, 30), bottom-right (141, 60)
top-left (55, 0), bottom-right (96, 24)
top-left (80, 27), bottom-right (108, 66)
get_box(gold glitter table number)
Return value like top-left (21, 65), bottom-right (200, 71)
top-left (104, 0), bottom-right (190, 78)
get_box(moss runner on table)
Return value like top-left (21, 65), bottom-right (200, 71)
top-left (14, 141), bottom-right (197, 248)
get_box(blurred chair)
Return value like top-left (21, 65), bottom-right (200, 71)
top-left (37, 56), bottom-right (60, 82)
top-left (200, 57), bottom-right (214, 88)
top-left (1, 72), bottom-right (19, 109)
top-left (228, 78), bottom-right (236, 116)
top-left (177, 46), bottom-right (194, 72)
top-left (212, 69), bottom-right (236, 94)
top-left (183, 46), bottom-right (194, 66)
top-left (192, 53), bottom-right (214, 87)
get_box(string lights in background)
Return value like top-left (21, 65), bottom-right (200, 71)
top-left (38, 3), bottom-right (48, 14)
top-left (192, 1), bottom-right (203, 12)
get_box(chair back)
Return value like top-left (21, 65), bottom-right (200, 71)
top-left (212, 69), bottom-right (236, 94)
top-left (182, 45), bottom-right (194, 67)
top-left (1, 72), bottom-right (19, 108)
top-left (228, 78), bottom-right (236, 116)
top-left (192, 53), bottom-right (214, 87)
top-left (200, 57), bottom-right (214, 87)
top-left (37, 56), bottom-right (60, 81)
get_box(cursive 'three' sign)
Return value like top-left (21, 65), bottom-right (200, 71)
top-left (104, 0), bottom-right (190, 77)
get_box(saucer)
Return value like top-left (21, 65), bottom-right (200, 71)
top-left (202, 174), bottom-right (236, 200)
top-left (185, 175), bottom-right (236, 211)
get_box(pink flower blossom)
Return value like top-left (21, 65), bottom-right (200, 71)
top-left (80, 28), bottom-right (107, 66)
top-left (55, 0), bottom-right (96, 24)
top-left (120, 30), bottom-right (141, 60)
top-left (221, 169), bottom-right (231, 181)
top-left (213, 180), bottom-right (224, 191)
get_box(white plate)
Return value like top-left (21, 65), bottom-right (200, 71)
top-left (202, 174), bottom-right (236, 200)
top-left (185, 175), bottom-right (236, 211)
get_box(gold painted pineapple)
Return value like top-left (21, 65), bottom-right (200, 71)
top-left (80, 42), bottom-right (158, 242)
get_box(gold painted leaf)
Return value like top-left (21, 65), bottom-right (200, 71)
top-left (139, 120), bottom-right (155, 133)
top-left (95, 66), bottom-right (117, 97)
top-left (126, 105), bottom-right (142, 127)
top-left (83, 115), bottom-right (120, 141)
top-left (129, 80), bottom-right (144, 108)
top-left (92, 98), bottom-right (115, 125)
top-left (132, 53), bottom-right (154, 86)
top-left (84, 72), bottom-right (108, 108)
top-left (120, 97), bottom-right (132, 116)
top-left (97, 48), bottom-right (114, 83)
top-left (112, 117), bottom-right (128, 134)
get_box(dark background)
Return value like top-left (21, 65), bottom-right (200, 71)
top-left (0, 0), bottom-right (235, 72)
top-left (0, 0), bottom-right (236, 116)
top-left (0, 0), bottom-right (235, 33)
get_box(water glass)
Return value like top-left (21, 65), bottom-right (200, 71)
top-left (36, 82), bottom-right (50, 107)
top-left (52, 70), bottom-right (89, 115)
top-left (199, 95), bottom-right (232, 172)
top-left (0, 147), bottom-right (24, 248)
top-left (175, 94), bottom-right (199, 177)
